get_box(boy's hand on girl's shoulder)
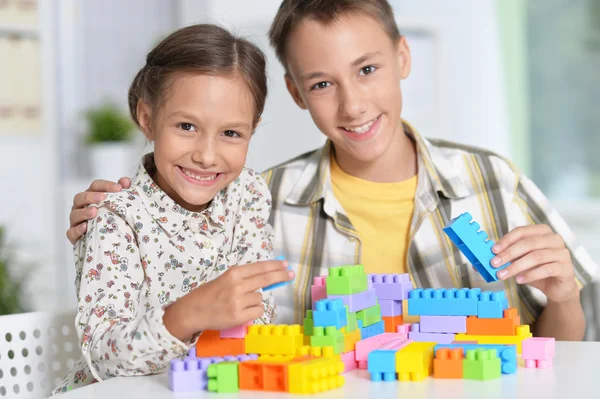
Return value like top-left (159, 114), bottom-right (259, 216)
top-left (66, 177), bottom-right (131, 244)
top-left (491, 224), bottom-right (579, 303)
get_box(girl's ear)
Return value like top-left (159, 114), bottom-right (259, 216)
top-left (137, 100), bottom-right (155, 140)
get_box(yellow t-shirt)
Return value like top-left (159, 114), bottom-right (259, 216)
top-left (330, 155), bottom-right (417, 275)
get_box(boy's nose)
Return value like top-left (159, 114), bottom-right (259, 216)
top-left (339, 84), bottom-right (368, 119)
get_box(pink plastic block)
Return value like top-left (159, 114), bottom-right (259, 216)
top-left (328, 288), bottom-right (378, 313)
top-left (220, 320), bottom-right (252, 338)
top-left (368, 274), bottom-right (413, 300)
top-left (419, 315), bottom-right (467, 333)
top-left (408, 323), bottom-right (455, 344)
top-left (341, 351), bottom-right (358, 372)
top-left (354, 332), bottom-right (408, 362)
top-left (378, 338), bottom-right (412, 351)
top-left (358, 360), bottom-right (368, 369)
top-left (396, 324), bottom-right (412, 334)
top-left (311, 275), bottom-right (327, 309)
top-left (379, 299), bottom-right (403, 317)
top-left (522, 337), bottom-right (555, 369)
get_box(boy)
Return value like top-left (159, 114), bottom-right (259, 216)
top-left (67, 0), bottom-right (596, 340)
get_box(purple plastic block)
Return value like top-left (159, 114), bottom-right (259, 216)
top-left (328, 288), bottom-right (377, 313)
top-left (379, 299), bottom-right (403, 317)
top-left (168, 358), bottom-right (206, 392)
top-left (368, 274), bottom-right (413, 300)
top-left (408, 323), bottom-right (455, 344)
top-left (419, 315), bottom-right (467, 333)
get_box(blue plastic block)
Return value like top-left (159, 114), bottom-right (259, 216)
top-left (407, 288), bottom-right (481, 316)
top-left (477, 291), bottom-right (509, 318)
top-left (434, 344), bottom-right (517, 374)
top-left (368, 350), bottom-right (397, 382)
top-left (443, 212), bottom-right (510, 283)
top-left (262, 256), bottom-right (293, 291)
top-left (360, 320), bottom-right (385, 340)
top-left (313, 298), bottom-right (348, 329)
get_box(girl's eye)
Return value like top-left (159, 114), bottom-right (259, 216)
top-left (178, 123), bottom-right (196, 132)
top-left (359, 65), bottom-right (377, 76)
top-left (311, 81), bottom-right (331, 90)
top-left (224, 130), bottom-right (240, 138)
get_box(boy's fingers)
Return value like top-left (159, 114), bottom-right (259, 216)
top-left (87, 179), bottom-right (121, 193)
top-left (72, 191), bottom-right (105, 210)
top-left (492, 234), bottom-right (561, 268)
top-left (118, 177), bottom-right (132, 189)
top-left (497, 248), bottom-right (567, 280)
top-left (516, 262), bottom-right (562, 284)
top-left (493, 224), bottom-right (552, 253)
top-left (66, 223), bottom-right (87, 245)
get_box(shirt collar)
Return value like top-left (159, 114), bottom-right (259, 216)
top-left (284, 120), bottom-right (473, 209)
top-left (132, 153), bottom-right (226, 237)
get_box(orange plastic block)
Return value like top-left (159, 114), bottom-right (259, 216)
top-left (239, 356), bottom-right (311, 392)
top-left (466, 308), bottom-right (520, 336)
top-left (195, 330), bottom-right (246, 357)
top-left (245, 324), bottom-right (304, 355)
top-left (434, 348), bottom-right (463, 378)
top-left (395, 342), bottom-right (436, 381)
top-left (344, 328), bottom-right (361, 353)
top-left (383, 315), bottom-right (404, 332)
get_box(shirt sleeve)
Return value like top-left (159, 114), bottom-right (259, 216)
top-left (73, 204), bottom-right (190, 382)
top-left (232, 172), bottom-right (277, 324)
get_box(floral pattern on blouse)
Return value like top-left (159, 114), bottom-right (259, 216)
top-left (49, 153), bottom-right (275, 396)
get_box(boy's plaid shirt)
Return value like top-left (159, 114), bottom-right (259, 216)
top-left (261, 121), bottom-right (598, 325)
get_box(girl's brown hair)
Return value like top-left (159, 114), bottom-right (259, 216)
top-left (128, 24), bottom-right (267, 128)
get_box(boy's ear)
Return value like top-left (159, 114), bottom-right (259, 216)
top-left (396, 35), bottom-right (412, 80)
top-left (136, 99), bottom-right (155, 141)
top-left (284, 74), bottom-right (307, 110)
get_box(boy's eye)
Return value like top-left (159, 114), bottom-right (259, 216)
top-left (178, 123), bottom-right (196, 132)
top-left (223, 130), bottom-right (241, 138)
top-left (311, 81), bottom-right (331, 90)
top-left (359, 65), bottom-right (377, 76)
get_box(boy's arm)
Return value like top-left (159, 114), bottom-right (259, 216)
top-left (533, 294), bottom-right (584, 340)
top-left (74, 205), bottom-right (190, 381)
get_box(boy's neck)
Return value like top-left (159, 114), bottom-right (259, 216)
top-left (332, 126), bottom-right (418, 183)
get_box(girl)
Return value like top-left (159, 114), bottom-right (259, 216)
top-left (50, 24), bottom-right (294, 396)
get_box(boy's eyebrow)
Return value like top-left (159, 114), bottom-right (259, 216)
top-left (301, 51), bottom-right (384, 81)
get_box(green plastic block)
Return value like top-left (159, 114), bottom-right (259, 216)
top-left (463, 349), bottom-right (501, 380)
top-left (356, 302), bottom-right (381, 328)
top-left (326, 265), bottom-right (368, 295)
top-left (310, 326), bottom-right (345, 354)
top-left (346, 308), bottom-right (358, 333)
top-left (207, 361), bottom-right (239, 393)
top-left (303, 310), bottom-right (314, 336)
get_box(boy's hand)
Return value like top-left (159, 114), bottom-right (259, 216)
top-left (163, 259), bottom-right (294, 340)
top-left (492, 224), bottom-right (578, 303)
top-left (66, 177), bottom-right (131, 244)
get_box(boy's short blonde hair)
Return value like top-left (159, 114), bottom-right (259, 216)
top-left (268, 0), bottom-right (401, 71)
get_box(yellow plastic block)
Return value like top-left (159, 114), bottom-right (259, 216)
top-left (395, 342), bottom-right (436, 381)
top-left (454, 325), bottom-right (532, 353)
top-left (343, 328), bottom-right (361, 353)
top-left (296, 345), bottom-right (335, 358)
top-left (258, 354), bottom-right (296, 362)
top-left (245, 324), bottom-right (304, 355)
top-left (288, 356), bottom-right (345, 394)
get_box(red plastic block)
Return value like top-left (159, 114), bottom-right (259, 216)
top-left (466, 308), bottom-right (520, 336)
top-left (434, 348), bottom-right (463, 378)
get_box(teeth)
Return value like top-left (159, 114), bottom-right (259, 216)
top-left (344, 116), bottom-right (378, 134)
top-left (183, 168), bottom-right (217, 181)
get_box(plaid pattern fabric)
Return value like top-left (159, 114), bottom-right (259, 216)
top-left (262, 121), bottom-right (598, 326)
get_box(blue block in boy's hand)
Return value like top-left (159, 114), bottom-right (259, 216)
top-left (443, 212), bottom-right (510, 283)
top-left (262, 256), bottom-right (293, 291)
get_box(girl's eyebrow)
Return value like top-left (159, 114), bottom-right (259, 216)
top-left (168, 110), bottom-right (250, 130)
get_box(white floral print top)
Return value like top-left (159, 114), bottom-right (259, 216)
top-left (49, 153), bottom-right (275, 396)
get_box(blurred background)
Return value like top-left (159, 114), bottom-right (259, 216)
top-left (0, 0), bottom-right (598, 337)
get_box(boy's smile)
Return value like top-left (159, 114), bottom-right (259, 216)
top-left (284, 12), bottom-right (416, 182)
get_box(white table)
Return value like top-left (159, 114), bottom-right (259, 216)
top-left (62, 342), bottom-right (600, 398)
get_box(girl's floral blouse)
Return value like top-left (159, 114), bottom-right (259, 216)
top-left (49, 153), bottom-right (275, 396)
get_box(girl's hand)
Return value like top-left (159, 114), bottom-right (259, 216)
top-left (163, 259), bottom-right (294, 340)
top-left (492, 224), bottom-right (578, 303)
